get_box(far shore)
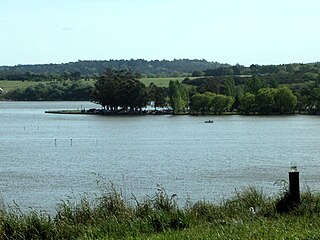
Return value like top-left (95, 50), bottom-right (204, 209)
top-left (45, 108), bottom-right (316, 116)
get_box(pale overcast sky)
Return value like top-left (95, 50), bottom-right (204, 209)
top-left (0, 0), bottom-right (319, 66)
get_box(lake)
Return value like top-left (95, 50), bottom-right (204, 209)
top-left (1, 101), bottom-right (320, 214)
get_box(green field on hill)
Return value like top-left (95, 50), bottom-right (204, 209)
top-left (0, 77), bottom-right (190, 94)
top-left (0, 80), bottom-right (50, 92)
top-left (140, 77), bottom-right (188, 87)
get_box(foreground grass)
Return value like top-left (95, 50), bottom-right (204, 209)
top-left (141, 216), bottom-right (320, 240)
top-left (1, 186), bottom-right (320, 239)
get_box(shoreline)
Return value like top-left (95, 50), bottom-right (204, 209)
top-left (45, 109), bottom-right (317, 116)
top-left (44, 109), bottom-right (174, 115)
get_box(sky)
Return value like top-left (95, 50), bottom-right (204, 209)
top-left (0, 0), bottom-right (319, 66)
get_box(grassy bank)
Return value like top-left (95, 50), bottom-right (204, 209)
top-left (1, 185), bottom-right (320, 239)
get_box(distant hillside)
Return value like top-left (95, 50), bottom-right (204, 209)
top-left (0, 59), bottom-right (228, 77)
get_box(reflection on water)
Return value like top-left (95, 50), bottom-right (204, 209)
top-left (1, 101), bottom-right (320, 214)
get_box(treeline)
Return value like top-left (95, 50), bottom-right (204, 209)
top-left (183, 73), bottom-right (320, 114)
top-left (190, 93), bottom-right (234, 115)
top-left (0, 59), bottom-right (226, 79)
top-left (239, 87), bottom-right (296, 114)
top-left (5, 81), bottom-right (93, 101)
top-left (3, 68), bottom-right (320, 115)
top-left (1, 60), bottom-right (319, 87)
top-left (0, 71), bottom-right (82, 82)
top-left (192, 62), bottom-right (320, 85)
top-left (169, 81), bottom-right (298, 115)
top-left (92, 69), bottom-right (319, 115)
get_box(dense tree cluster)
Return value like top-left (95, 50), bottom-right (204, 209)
top-left (0, 71), bottom-right (82, 81)
top-left (240, 87), bottom-right (297, 114)
top-left (92, 69), bottom-right (299, 115)
top-left (168, 81), bottom-right (188, 114)
top-left (183, 72), bottom-right (320, 114)
top-left (201, 62), bottom-right (320, 85)
top-left (148, 83), bottom-right (167, 110)
top-left (298, 76), bottom-right (320, 113)
top-left (93, 69), bottom-right (148, 112)
top-left (190, 92), bottom-right (234, 114)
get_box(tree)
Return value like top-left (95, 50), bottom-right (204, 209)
top-left (240, 92), bottom-right (256, 114)
top-left (309, 88), bottom-right (320, 113)
top-left (5, 88), bottom-right (24, 100)
top-left (315, 74), bottom-right (320, 88)
top-left (299, 77), bottom-right (320, 113)
top-left (232, 64), bottom-right (243, 75)
top-left (148, 83), bottom-right (167, 110)
top-left (233, 85), bottom-right (244, 111)
top-left (255, 88), bottom-right (276, 114)
top-left (168, 80), bottom-right (188, 114)
top-left (94, 70), bottom-right (120, 110)
top-left (189, 92), bottom-right (233, 115)
top-left (93, 69), bottom-right (147, 112)
top-left (211, 94), bottom-right (234, 114)
top-left (190, 92), bottom-right (212, 114)
top-left (70, 71), bottom-right (81, 81)
top-left (122, 79), bottom-right (148, 112)
top-left (204, 67), bottom-right (233, 76)
top-left (269, 77), bottom-right (279, 88)
top-left (274, 87), bottom-right (297, 113)
top-left (192, 70), bottom-right (204, 77)
top-left (245, 76), bottom-right (266, 94)
top-left (171, 71), bottom-right (181, 77)
top-left (225, 77), bottom-right (235, 97)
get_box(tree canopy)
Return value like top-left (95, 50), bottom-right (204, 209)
top-left (0, 59), bottom-right (226, 79)
top-left (4, 81), bottom-right (93, 101)
top-left (93, 69), bottom-right (148, 112)
top-left (190, 92), bottom-right (234, 115)
top-left (168, 80), bottom-right (188, 114)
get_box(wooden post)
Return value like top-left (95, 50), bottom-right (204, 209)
top-left (289, 163), bottom-right (300, 206)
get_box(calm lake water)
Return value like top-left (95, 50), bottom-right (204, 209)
top-left (1, 101), bottom-right (320, 214)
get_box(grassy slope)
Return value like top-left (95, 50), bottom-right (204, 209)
top-left (0, 77), bottom-right (190, 94)
top-left (0, 80), bottom-right (50, 92)
top-left (140, 77), bottom-right (188, 87)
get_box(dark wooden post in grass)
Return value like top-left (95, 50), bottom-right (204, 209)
top-left (289, 162), bottom-right (301, 207)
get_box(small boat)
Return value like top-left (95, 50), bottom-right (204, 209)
top-left (204, 120), bottom-right (214, 123)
